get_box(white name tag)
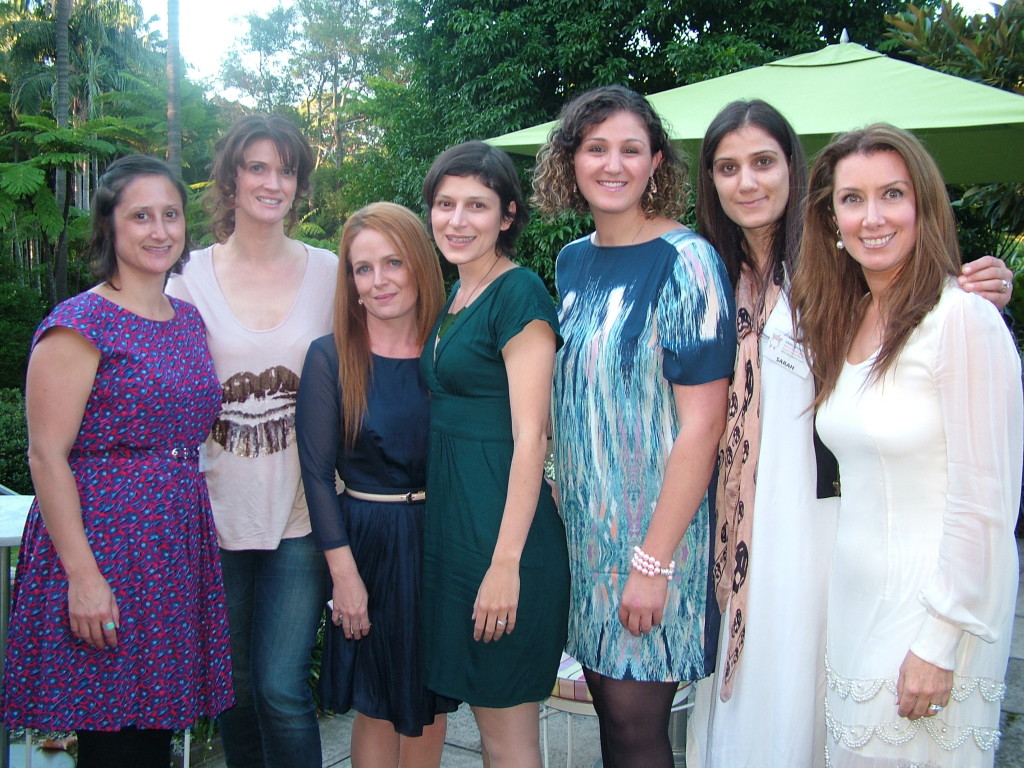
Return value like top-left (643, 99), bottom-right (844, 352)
top-left (763, 330), bottom-right (810, 379)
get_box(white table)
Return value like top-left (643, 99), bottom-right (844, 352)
top-left (0, 495), bottom-right (33, 768)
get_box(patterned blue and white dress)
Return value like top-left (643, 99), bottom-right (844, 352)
top-left (553, 229), bottom-right (735, 683)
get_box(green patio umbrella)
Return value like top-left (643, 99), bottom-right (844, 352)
top-left (487, 42), bottom-right (1024, 184)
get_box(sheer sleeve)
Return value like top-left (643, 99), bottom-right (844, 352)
top-left (910, 291), bottom-right (1023, 669)
top-left (296, 335), bottom-right (349, 551)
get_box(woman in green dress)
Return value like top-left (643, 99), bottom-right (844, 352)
top-left (418, 141), bottom-right (570, 768)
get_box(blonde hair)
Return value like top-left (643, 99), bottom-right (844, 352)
top-left (334, 202), bottom-right (444, 447)
top-left (789, 123), bottom-right (960, 408)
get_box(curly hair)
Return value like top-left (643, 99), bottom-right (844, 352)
top-left (204, 114), bottom-right (315, 243)
top-left (89, 155), bottom-right (192, 284)
top-left (531, 85), bottom-right (687, 220)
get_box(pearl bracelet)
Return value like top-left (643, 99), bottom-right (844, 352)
top-left (631, 546), bottom-right (675, 578)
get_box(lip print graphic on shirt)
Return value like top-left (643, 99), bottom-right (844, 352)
top-left (211, 365), bottom-right (300, 457)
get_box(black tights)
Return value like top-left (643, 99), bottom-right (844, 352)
top-left (582, 668), bottom-right (678, 768)
top-left (76, 727), bottom-right (172, 768)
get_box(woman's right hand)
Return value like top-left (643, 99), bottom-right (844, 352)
top-left (618, 570), bottom-right (668, 636)
top-left (896, 650), bottom-right (953, 720)
top-left (330, 566), bottom-right (370, 640)
top-left (67, 569), bottom-right (119, 649)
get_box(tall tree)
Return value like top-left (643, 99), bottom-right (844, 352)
top-left (166, 0), bottom-right (181, 175)
top-left (219, 4), bottom-right (299, 111)
top-left (53, 0), bottom-right (71, 301)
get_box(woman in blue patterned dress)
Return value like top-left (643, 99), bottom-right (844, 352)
top-left (0, 156), bottom-right (233, 767)
top-left (532, 85), bottom-right (736, 768)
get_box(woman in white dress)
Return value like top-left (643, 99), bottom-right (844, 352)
top-left (789, 122), bottom-right (1022, 767)
top-left (687, 102), bottom-right (1017, 768)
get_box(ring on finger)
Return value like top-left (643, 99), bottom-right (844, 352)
top-left (1001, 279), bottom-right (1011, 293)
top-left (496, 619), bottom-right (507, 628)
top-left (928, 703), bottom-right (943, 713)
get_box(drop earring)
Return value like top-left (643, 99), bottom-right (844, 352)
top-left (836, 229), bottom-right (845, 250)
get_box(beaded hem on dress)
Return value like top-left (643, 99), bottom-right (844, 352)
top-left (824, 654), bottom-right (1003, 766)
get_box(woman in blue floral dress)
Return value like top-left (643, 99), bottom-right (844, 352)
top-left (0, 156), bottom-right (233, 767)
top-left (532, 86), bottom-right (736, 768)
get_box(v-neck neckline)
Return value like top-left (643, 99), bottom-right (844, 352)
top-left (432, 267), bottom-right (519, 365)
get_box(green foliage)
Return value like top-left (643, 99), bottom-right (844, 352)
top-left (887, 0), bottom-right (1024, 93)
top-left (0, 388), bottom-right (30, 494)
top-left (0, 281), bottom-right (44, 391)
top-left (665, 33), bottom-right (779, 84)
top-left (518, 210), bottom-right (591, 295)
top-left (0, 161), bottom-right (44, 196)
top-left (886, 0), bottom-right (1024, 334)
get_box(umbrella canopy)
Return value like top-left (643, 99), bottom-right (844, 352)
top-left (488, 42), bottom-right (1024, 184)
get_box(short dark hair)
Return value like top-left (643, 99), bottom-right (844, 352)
top-left (89, 155), bottom-right (191, 284)
top-left (422, 141), bottom-right (528, 257)
top-left (532, 84), bottom-right (686, 219)
top-left (206, 114), bottom-right (315, 242)
top-left (696, 99), bottom-right (807, 285)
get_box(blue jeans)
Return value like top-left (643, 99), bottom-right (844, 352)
top-left (217, 535), bottom-right (329, 768)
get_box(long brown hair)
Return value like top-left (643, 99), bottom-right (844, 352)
top-left (205, 114), bottom-right (315, 243)
top-left (334, 202), bottom-right (444, 448)
top-left (696, 99), bottom-right (806, 289)
top-left (789, 123), bottom-right (960, 408)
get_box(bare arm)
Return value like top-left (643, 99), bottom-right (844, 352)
top-left (472, 319), bottom-right (556, 643)
top-left (25, 326), bottom-right (119, 649)
top-left (618, 378), bottom-right (729, 636)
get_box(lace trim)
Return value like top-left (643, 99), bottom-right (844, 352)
top-left (825, 654), bottom-right (1007, 705)
top-left (823, 654), bottom-right (1003, 762)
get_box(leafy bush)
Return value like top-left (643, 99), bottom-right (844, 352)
top-left (0, 388), bottom-right (30, 494)
top-left (0, 283), bottom-right (45, 391)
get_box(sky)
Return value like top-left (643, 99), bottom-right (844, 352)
top-left (138, 0), bottom-right (1006, 91)
top-left (139, 0), bottom-right (289, 88)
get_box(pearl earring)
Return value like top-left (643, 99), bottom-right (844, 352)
top-left (836, 229), bottom-right (845, 250)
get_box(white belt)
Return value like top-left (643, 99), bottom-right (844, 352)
top-left (344, 487), bottom-right (426, 503)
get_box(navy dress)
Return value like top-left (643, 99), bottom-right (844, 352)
top-left (296, 335), bottom-right (459, 736)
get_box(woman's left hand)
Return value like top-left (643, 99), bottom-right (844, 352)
top-left (896, 650), bottom-right (953, 720)
top-left (959, 255), bottom-right (1014, 309)
top-left (472, 560), bottom-right (519, 643)
top-left (618, 571), bottom-right (668, 637)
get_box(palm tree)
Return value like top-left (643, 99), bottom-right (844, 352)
top-left (53, 0), bottom-right (71, 301)
top-left (166, 0), bottom-right (181, 176)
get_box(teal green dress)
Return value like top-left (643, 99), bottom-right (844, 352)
top-left (420, 267), bottom-right (570, 707)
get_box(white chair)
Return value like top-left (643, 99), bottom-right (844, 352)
top-left (540, 652), bottom-right (693, 768)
